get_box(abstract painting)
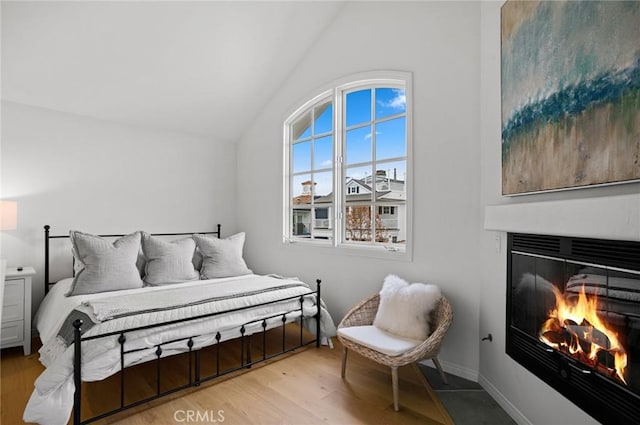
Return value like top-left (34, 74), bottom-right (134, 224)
top-left (501, 1), bottom-right (640, 195)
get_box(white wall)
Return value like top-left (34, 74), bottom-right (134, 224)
top-left (237, 1), bottom-right (482, 378)
top-left (0, 101), bottom-right (238, 318)
top-left (479, 2), bottom-right (640, 425)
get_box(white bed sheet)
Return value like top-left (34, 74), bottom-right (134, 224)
top-left (36, 275), bottom-right (271, 348)
top-left (25, 274), bottom-right (336, 425)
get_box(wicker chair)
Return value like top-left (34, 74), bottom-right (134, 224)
top-left (337, 293), bottom-right (453, 412)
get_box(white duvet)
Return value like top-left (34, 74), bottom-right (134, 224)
top-left (24, 274), bottom-right (336, 425)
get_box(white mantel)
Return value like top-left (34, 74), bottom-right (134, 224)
top-left (484, 193), bottom-right (640, 242)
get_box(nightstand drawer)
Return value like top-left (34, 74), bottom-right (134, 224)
top-left (1, 320), bottom-right (24, 345)
top-left (2, 267), bottom-right (34, 356)
top-left (2, 279), bottom-right (25, 322)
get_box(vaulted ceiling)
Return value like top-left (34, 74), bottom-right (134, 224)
top-left (1, 1), bottom-right (345, 140)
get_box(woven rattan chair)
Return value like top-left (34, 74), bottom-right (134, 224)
top-left (337, 293), bottom-right (453, 411)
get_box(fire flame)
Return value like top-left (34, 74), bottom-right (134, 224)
top-left (539, 284), bottom-right (627, 384)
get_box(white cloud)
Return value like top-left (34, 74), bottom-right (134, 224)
top-left (364, 131), bottom-right (381, 140)
top-left (377, 89), bottom-right (406, 110)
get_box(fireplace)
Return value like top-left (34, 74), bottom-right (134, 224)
top-left (506, 233), bottom-right (640, 425)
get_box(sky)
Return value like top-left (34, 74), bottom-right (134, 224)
top-left (292, 87), bottom-right (407, 198)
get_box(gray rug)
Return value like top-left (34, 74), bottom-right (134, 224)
top-left (418, 364), bottom-right (517, 425)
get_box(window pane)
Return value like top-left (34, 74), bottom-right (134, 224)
top-left (346, 126), bottom-right (372, 165)
top-left (375, 203), bottom-right (403, 243)
top-left (346, 89), bottom-right (371, 127)
top-left (375, 88), bottom-right (406, 119)
top-left (345, 165), bottom-right (373, 201)
top-left (313, 171), bottom-right (333, 199)
top-left (314, 101), bottom-right (333, 135)
top-left (373, 168), bottom-right (391, 193)
top-left (293, 112), bottom-right (312, 140)
top-left (315, 208), bottom-right (328, 219)
top-left (292, 174), bottom-right (313, 205)
top-left (292, 141), bottom-right (311, 173)
top-left (312, 206), bottom-right (333, 239)
top-left (375, 117), bottom-right (406, 160)
top-left (292, 208), bottom-right (311, 237)
top-left (375, 160), bottom-right (406, 194)
top-left (345, 205), bottom-right (372, 242)
top-left (375, 160), bottom-right (406, 246)
top-left (314, 136), bottom-right (333, 170)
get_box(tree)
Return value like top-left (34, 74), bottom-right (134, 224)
top-left (345, 206), bottom-right (389, 242)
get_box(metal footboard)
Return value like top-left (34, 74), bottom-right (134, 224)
top-left (71, 280), bottom-right (322, 424)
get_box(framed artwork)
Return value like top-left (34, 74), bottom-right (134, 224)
top-left (501, 1), bottom-right (640, 195)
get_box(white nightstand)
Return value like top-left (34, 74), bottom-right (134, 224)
top-left (1, 266), bottom-right (35, 355)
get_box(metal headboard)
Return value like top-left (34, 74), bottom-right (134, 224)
top-left (43, 224), bottom-right (221, 294)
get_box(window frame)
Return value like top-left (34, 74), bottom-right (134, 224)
top-left (283, 71), bottom-right (413, 260)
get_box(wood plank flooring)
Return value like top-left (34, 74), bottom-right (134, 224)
top-left (1, 328), bottom-right (453, 425)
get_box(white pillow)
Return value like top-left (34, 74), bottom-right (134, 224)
top-left (73, 245), bottom-right (145, 277)
top-left (373, 274), bottom-right (441, 340)
top-left (142, 233), bottom-right (199, 285)
top-left (68, 230), bottom-right (145, 296)
top-left (192, 248), bottom-right (203, 271)
top-left (193, 232), bottom-right (252, 279)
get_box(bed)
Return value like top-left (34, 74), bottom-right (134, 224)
top-left (23, 225), bottom-right (336, 425)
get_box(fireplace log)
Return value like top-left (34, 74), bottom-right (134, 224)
top-left (542, 330), bottom-right (565, 344)
top-left (565, 324), bottom-right (611, 354)
top-left (596, 349), bottom-right (615, 369)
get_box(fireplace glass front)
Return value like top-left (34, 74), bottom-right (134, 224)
top-left (506, 233), bottom-right (640, 425)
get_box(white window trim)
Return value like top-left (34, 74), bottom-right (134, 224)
top-left (283, 71), bottom-right (413, 261)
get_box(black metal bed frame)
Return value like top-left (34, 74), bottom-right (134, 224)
top-left (43, 225), bottom-right (322, 425)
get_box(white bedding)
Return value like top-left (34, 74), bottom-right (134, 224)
top-left (24, 274), bottom-right (336, 425)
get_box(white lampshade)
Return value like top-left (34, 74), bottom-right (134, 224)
top-left (0, 200), bottom-right (18, 230)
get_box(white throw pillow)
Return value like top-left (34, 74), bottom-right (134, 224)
top-left (193, 232), bottom-right (252, 279)
top-left (142, 233), bottom-right (199, 285)
top-left (373, 274), bottom-right (441, 340)
top-left (68, 230), bottom-right (145, 296)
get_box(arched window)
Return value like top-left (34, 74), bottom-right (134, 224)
top-left (284, 72), bottom-right (412, 255)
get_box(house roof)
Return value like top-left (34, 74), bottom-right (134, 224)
top-left (347, 178), bottom-right (372, 191)
top-left (314, 191), bottom-right (404, 204)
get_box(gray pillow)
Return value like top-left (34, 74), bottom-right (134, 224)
top-left (193, 232), bottom-right (252, 279)
top-left (142, 233), bottom-right (199, 285)
top-left (192, 248), bottom-right (203, 271)
top-left (68, 230), bottom-right (144, 296)
top-left (73, 246), bottom-right (145, 277)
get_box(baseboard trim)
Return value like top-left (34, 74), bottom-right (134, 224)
top-left (478, 374), bottom-right (532, 425)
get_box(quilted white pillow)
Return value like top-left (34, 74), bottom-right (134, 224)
top-left (68, 230), bottom-right (144, 296)
top-left (373, 274), bottom-right (441, 340)
top-left (193, 232), bottom-right (252, 279)
top-left (142, 233), bottom-right (199, 285)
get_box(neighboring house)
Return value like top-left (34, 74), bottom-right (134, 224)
top-left (291, 180), bottom-right (316, 237)
top-left (292, 170), bottom-right (406, 243)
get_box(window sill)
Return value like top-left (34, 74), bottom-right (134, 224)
top-left (282, 239), bottom-right (412, 262)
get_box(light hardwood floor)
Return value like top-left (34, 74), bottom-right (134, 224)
top-left (1, 330), bottom-right (453, 425)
